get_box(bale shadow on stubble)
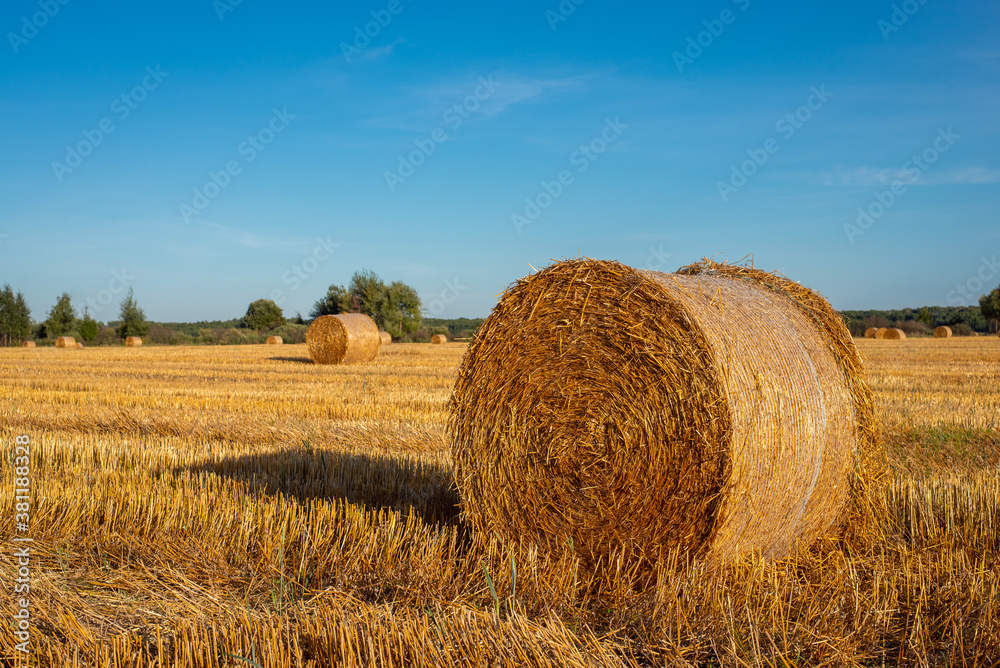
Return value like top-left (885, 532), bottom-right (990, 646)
top-left (267, 356), bottom-right (314, 364)
top-left (178, 447), bottom-right (463, 528)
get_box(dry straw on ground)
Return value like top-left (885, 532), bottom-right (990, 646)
top-left (125, 336), bottom-right (143, 347)
top-left (21, 340), bottom-right (35, 348)
top-left (934, 325), bottom-right (953, 338)
top-left (431, 334), bottom-right (447, 345)
top-left (55, 336), bottom-right (75, 348)
top-left (306, 314), bottom-right (380, 365)
top-left (266, 335), bottom-right (283, 345)
top-left (874, 328), bottom-right (888, 339)
top-left (380, 331), bottom-right (392, 345)
top-left (864, 327), bottom-right (878, 338)
top-left (883, 328), bottom-right (906, 340)
top-left (450, 258), bottom-right (884, 567)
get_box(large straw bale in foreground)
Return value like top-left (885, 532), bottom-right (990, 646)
top-left (55, 336), bottom-right (75, 348)
top-left (933, 326), bottom-right (952, 338)
top-left (449, 259), bottom-right (882, 566)
top-left (883, 328), bottom-right (906, 340)
top-left (266, 335), bottom-right (283, 345)
top-left (431, 334), bottom-right (447, 345)
top-left (306, 314), bottom-right (380, 365)
top-left (125, 337), bottom-right (142, 347)
top-left (864, 327), bottom-right (877, 338)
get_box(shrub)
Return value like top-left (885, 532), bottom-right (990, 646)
top-left (265, 323), bottom-right (308, 344)
top-left (952, 323), bottom-right (973, 336)
top-left (896, 320), bottom-right (930, 337)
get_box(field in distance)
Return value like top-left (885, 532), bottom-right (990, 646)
top-left (1, 339), bottom-right (999, 666)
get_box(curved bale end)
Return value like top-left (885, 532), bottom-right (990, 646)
top-left (306, 314), bottom-right (380, 365)
top-left (431, 334), bottom-right (447, 344)
top-left (76, 342), bottom-right (84, 349)
top-left (125, 337), bottom-right (143, 347)
top-left (266, 335), bottom-right (283, 345)
top-left (874, 328), bottom-right (888, 339)
top-left (55, 336), bottom-right (76, 348)
top-left (864, 327), bottom-right (877, 338)
top-left (379, 331), bottom-right (392, 345)
top-left (21, 340), bottom-right (35, 348)
top-left (883, 328), bottom-right (906, 340)
top-left (449, 258), bottom-right (883, 569)
top-left (933, 326), bottom-right (952, 338)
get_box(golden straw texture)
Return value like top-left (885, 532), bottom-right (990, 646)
top-left (306, 314), bottom-right (380, 365)
top-left (883, 328), bottom-right (906, 340)
top-left (934, 326), bottom-right (952, 338)
top-left (76, 342), bottom-right (84, 349)
top-left (21, 340), bottom-right (35, 348)
top-left (55, 336), bottom-right (75, 348)
top-left (449, 258), bottom-right (882, 567)
top-left (380, 331), bottom-right (392, 345)
top-left (431, 334), bottom-right (447, 345)
top-left (874, 328), bottom-right (888, 339)
top-left (266, 335), bottom-right (283, 345)
top-left (864, 327), bottom-right (877, 338)
top-left (125, 337), bottom-right (143, 347)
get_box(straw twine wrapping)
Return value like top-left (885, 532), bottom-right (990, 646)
top-left (379, 331), bottom-right (392, 345)
top-left (125, 337), bottom-right (143, 347)
top-left (864, 327), bottom-right (877, 338)
top-left (449, 258), bottom-right (882, 566)
top-left (266, 335), bottom-right (283, 345)
top-left (431, 334), bottom-right (447, 345)
top-left (21, 340), bottom-right (35, 348)
top-left (55, 336), bottom-right (75, 348)
top-left (883, 328), bottom-right (906, 340)
top-left (306, 314), bottom-right (380, 365)
top-left (874, 328), bottom-right (888, 339)
top-left (933, 326), bottom-right (952, 338)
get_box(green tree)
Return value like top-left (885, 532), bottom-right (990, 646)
top-left (45, 292), bottom-right (76, 337)
top-left (116, 288), bottom-right (150, 339)
top-left (79, 308), bottom-right (98, 343)
top-left (240, 299), bottom-right (285, 330)
top-left (917, 307), bottom-right (933, 326)
top-left (310, 284), bottom-right (350, 319)
top-left (346, 270), bottom-right (386, 315)
top-left (981, 285), bottom-right (1000, 333)
top-left (0, 284), bottom-right (32, 345)
top-left (380, 281), bottom-right (422, 338)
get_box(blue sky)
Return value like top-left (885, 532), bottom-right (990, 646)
top-left (1, 0), bottom-right (997, 321)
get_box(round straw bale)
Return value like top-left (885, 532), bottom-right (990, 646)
top-left (379, 331), bottom-right (392, 345)
top-left (306, 314), bottom-right (380, 364)
top-left (882, 328), bottom-right (906, 340)
top-left (55, 336), bottom-right (75, 348)
top-left (431, 334), bottom-right (447, 344)
top-left (864, 327), bottom-right (877, 338)
top-left (266, 335), bottom-right (283, 345)
top-left (873, 328), bottom-right (888, 339)
top-left (76, 342), bottom-right (84, 349)
top-left (449, 258), bottom-right (882, 566)
top-left (933, 326), bottom-right (952, 338)
top-left (21, 340), bottom-right (35, 348)
top-left (125, 336), bottom-right (143, 347)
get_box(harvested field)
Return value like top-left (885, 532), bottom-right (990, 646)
top-left (1, 339), bottom-right (999, 665)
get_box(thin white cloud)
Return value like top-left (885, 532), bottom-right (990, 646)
top-left (812, 166), bottom-right (1000, 187)
top-left (360, 37), bottom-right (405, 62)
top-left (202, 222), bottom-right (314, 252)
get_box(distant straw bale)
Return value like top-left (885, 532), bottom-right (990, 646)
top-left (21, 340), bottom-right (35, 348)
top-left (125, 337), bottom-right (143, 347)
top-left (933, 326), bottom-right (952, 338)
top-left (864, 327), bottom-right (877, 338)
top-left (882, 328), bottom-right (906, 340)
top-left (76, 342), bottom-right (84, 349)
top-left (449, 258), bottom-right (883, 567)
top-left (306, 314), bottom-right (380, 365)
top-left (874, 328), bottom-right (888, 339)
top-left (431, 334), bottom-right (447, 345)
top-left (379, 331), bottom-right (392, 345)
top-left (266, 336), bottom-right (283, 345)
top-left (55, 336), bottom-right (75, 348)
